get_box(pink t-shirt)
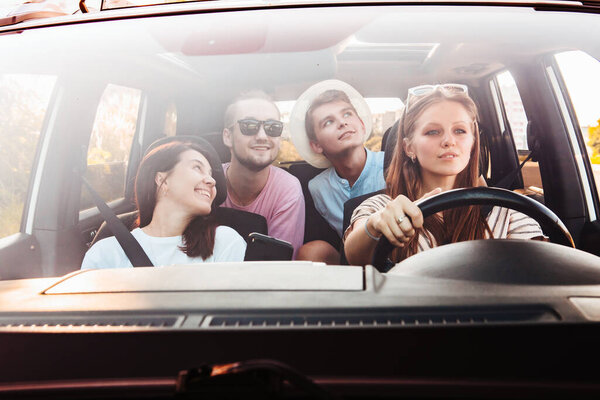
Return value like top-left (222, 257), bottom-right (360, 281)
top-left (222, 164), bottom-right (305, 259)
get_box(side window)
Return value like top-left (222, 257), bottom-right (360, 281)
top-left (364, 97), bottom-right (404, 152)
top-left (0, 74), bottom-right (56, 239)
top-left (274, 97), bottom-right (403, 165)
top-left (554, 51), bottom-right (600, 199)
top-left (495, 71), bottom-right (543, 194)
top-left (80, 84), bottom-right (141, 210)
top-left (164, 102), bottom-right (177, 137)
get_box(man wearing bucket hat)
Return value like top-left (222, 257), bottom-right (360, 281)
top-left (290, 80), bottom-right (386, 263)
top-left (222, 90), bottom-right (305, 258)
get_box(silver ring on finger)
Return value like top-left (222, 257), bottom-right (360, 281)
top-left (396, 214), bottom-right (405, 225)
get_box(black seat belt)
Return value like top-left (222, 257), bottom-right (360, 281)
top-left (80, 176), bottom-right (153, 267)
top-left (494, 150), bottom-right (535, 190)
top-left (480, 151), bottom-right (534, 219)
top-left (495, 121), bottom-right (539, 190)
top-left (481, 130), bottom-right (538, 219)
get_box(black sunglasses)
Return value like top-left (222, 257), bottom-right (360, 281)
top-left (236, 119), bottom-right (284, 137)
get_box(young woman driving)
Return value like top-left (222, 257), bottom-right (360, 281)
top-left (344, 84), bottom-right (543, 266)
top-left (82, 138), bottom-right (246, 269)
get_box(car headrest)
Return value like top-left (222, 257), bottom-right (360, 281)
top-left (383, 119), bottom-right (400, 178)
top-left (200, 131), bottom-right (231, 164)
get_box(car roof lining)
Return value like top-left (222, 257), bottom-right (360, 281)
top-left (2, 6), bottom-right (599, 100)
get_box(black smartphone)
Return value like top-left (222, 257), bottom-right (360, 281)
top-left (244, 232), bottom-right (294, 261)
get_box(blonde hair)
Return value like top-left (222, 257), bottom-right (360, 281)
top-left (223, 90), bottom-right (279, 129)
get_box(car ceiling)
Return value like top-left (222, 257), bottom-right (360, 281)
top-left (1, 5), bottom-right (599, 128)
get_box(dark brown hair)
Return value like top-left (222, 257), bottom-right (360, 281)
top-left (305, 90), bottom-right (357, 142)
top-left (134, 142), bottom-right (218, 259)
top-left (385, 88), bottom-right (491, 261)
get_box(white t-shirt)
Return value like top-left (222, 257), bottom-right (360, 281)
top-left (81, 226), bottom-right (246, 269)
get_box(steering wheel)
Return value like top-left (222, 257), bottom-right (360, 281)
top-left (371, 187), bottom-right (574, 272)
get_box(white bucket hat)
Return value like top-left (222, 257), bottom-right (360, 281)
top-left (289, 79), bottom-right (372, 168)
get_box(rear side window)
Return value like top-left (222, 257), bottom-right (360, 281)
top-left (495, 71), bottom-right (543, 194)
top-left (496, 71), bottom-right (528, 151)
top-left (0, 74), bottom-right (56, 239)
top-left (80, 84), bottom-right (142, 210)
top-left (555, 51), bottom-right (600, 198)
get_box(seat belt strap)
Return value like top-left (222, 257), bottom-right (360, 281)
top-left (495, 150), bottom-right (535, 190)
top-left (81, 176), bottom-right (153, 267)
top-left (481, 151), bottom-right (535, 219)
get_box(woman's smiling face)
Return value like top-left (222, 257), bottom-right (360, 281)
top-left (404, 100), bottom-right (475, 183)
top-left (158, 150), bottom-right (216, 216)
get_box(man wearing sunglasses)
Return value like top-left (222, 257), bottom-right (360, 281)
top-left (222, 91), bottom-right (305, 258)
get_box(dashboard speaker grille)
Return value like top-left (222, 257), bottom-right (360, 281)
top-left (0, 316), bottom-right (180, 329)
top-left (206, 309), bottom-right (558, 328)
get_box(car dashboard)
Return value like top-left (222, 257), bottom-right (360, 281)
top-left (1, 240), bottom-right (600, 398)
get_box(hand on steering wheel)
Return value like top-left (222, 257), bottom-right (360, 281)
top-left (366, 188), bottom-right (441, 248)
top-left (371, 187), bottom-right (574, 272)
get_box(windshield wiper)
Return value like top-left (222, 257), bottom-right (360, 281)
top-left (175, 359), bottom-right (335, 399)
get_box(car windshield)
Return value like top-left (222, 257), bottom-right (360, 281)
top-left (2, 1), bottom-right (600, 394)
top-left (0, 2), bottom-right (599, 309)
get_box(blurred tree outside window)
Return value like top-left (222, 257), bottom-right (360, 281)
top-left (555, 51), bottom-right (600, 197)
top-left (80, 84), bottom-right (141, 210)
top-left (0, 74), bottom-right (56, 239)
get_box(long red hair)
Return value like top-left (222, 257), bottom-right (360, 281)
top-left (385, 89), bottom-right (491, 260)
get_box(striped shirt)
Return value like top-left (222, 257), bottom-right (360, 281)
top-left (345, 194), bottom-right (544, 251)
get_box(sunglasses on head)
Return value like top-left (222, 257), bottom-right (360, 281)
top-left (235, 119), bottom-right (284, 137)
top-left (400, 83), bottom-right (470, 140)
top-left (405, 83), bottom-right (468, 109)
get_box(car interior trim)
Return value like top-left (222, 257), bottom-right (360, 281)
top-left (569, 297), bottom-right (600, 321)
top-left (137, 93), bottom-right (148, 148)
top-left (489, 79), bottom-right (506, 133)
top-left (42, 263), bottom-right (365, 294)
top-left (0, 1), bottom-right (591, 35)
top-left (546, 66), bottom-right (597, 222)
top-left (25, 86), bottom-right (64, 235)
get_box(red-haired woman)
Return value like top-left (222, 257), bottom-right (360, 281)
top-left (82, 140), bottom-right (246, 269)
top-left (344, 84), bottom-right (543, 266)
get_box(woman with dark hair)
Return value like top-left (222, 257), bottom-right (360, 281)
top-left (344, 84), bottom-right (543, 266)
top-left (81, 140), bottom-right (246, 269)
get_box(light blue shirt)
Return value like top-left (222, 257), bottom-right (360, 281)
top-left (308, 149), bottom-right (386, 237)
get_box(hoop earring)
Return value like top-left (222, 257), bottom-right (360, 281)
top-left (410, 155), bottom-right (416, 163)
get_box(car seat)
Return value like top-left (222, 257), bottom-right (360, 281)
top-left (287, 162), bottom-right (341, 250)
top-left (201, 131), bottom-right (231, 164)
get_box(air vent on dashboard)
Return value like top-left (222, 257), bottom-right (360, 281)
top-left (205, 309), bottom-right (558, 328)
top-left (0, 316), bottom-right (182, 330)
